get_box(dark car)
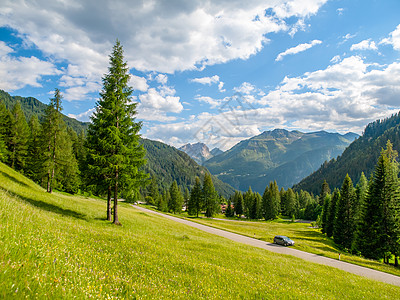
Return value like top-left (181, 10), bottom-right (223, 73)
top-left (274, 235), bottom-right (295, 246)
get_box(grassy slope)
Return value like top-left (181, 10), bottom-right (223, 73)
top-left (0, 163), bottom-right (399, 299)
top-left (187, 216), bottom-right (400, 277)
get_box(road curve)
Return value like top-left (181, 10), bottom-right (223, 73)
top-left (133, 205), bottom-right (400, 287)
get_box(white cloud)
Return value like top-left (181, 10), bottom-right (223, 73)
top-left (234, 82), bottom-right (256, 94)
top-left (138, 88), bottom-right (183, 121)
top-left (218, 81), bottom-right (226, 93)
top-left (330, 55), bottom-right (341, 63)
top-left (130, 75), bottom-right (148, 92)
top-left (68, 107), bottom-right (96, 122)
top-left (0, 0), bottom-right (328, 77)
top-left (275, 40), bottom-right (322, 61)
top-left (380, 24), bottom-right (400, 51)
top-left (350, 39), bottom-right (378, 51)
top-left (155, 74), bottom-right (168, 85)
top-left (0, 49), bottom-right (60, 91)
top-left (190, 75), bottom-right (220, 85)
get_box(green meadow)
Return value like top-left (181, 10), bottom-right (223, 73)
top-left (1, 162), bottom-right (399, 299)
top-left (187, 216), bottom-right (400, 278)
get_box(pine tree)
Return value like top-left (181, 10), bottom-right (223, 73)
top-left (333, 174), bottom-right (356, 249)
top-left (147, 174), bottom-right (159, 206)
top-left (86, 40), bottom-right (147, 225)
top-left (169, 181), bottom-right (183, 213)
top-left (225, 198), bottom-right (234, 218)
top-left (262, 181), bottom-right (280, 220)
top-left (243, 187), bottom-right (254, 218)
top-left (320, 180), bottom-right (331, 202)
top-left (41, 89), bottom-right (64, 193)
top-left (188, 177), bottom-right (202, 217)
top-left (250, 192), bottom-right (262, 219)
top-left (203, 173), bottom-right (218, 217)
top-left (0, 102), bottom-right (11, 161)
top-left (283, 188), bottom-right (297, 217)
top-left (8, 102), bottom-right (29, 170)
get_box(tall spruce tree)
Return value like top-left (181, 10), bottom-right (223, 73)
top-left (233, 191), bottom-right (244, 217)
top-left (188, 176), bottom-right (202, 217)
top-left (0, 102), bottom-right (11, 161)
top-left (326, 189), bottom-right (340, 238)
top-left (262, 181), bottom-right (280, 220)
top-left (25, 115), bottom-right (43, 182)
top-left (86, 40), bottom-right (147, 225)
top-left (333, 174), bottom-right (356, 249)
top-left (321, 194), bottom-right (331, 234)
top-left (203, 172), bottom-right (218, 217)
top-left (42, 89), bottom-right (64, 193)
top-left (355, 141), bottom-right (400, 262)
top-left (169, 180), bottom-right (183, 213)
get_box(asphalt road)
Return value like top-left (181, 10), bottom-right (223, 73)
top-left (133, 205), bottom-right (400, 287)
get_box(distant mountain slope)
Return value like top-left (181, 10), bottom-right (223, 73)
top-left (0, 90), bottom-right (89, 133)
top-left (204, 129), bottom-right (358, 193)
top-left (142, 139), bottom-right (234, 197)
top-left (179, 142), bottom-right (223, 165)
top-left (294, 112), bottom-right (400, 195)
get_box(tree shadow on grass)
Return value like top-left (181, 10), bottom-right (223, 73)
top-left (0, 170), bottom-right (30, 188)
top-left (3, 188), bottom-right (87, 220)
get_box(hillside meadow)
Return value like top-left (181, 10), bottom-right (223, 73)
top-left (1, 162), bottom-right (399, 299)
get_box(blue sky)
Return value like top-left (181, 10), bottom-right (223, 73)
top-left (1, 0), bottom-right (400, 150)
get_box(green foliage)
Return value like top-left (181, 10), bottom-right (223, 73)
top-left (281, 188), bottom-right (298, 217)
top-left (169, 181), bottom-right (183, 213)
top-left (8, 102), bottom-right (29, 170)
top-left (233, 190), bottom-right (244, 217)
top-left (295, 112), bottom-right (400, 194)
top-left (321, 194), bottom-right (331, 234)
top-left (204, 129), bottom-right (356, 193)
top-left (262, 181), bottom-right (280, 220)
top-left (203, 173), bottom-right (219, 218)
top-left (188, 177), bottom-right (203, 217)
top-left (25, 115), bottom-right (43, 182)
top-left (225, 199), bottom-right (234, 218)
top-left (354, 141), bottom-right (400, 261)
top-left (333, 174), bottom-right (356, 249)
top-left (86, 40), bottom-right (147, 224)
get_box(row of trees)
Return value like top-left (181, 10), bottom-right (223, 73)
top-left (320, 141), bottom-right (400, 265)
top-left (226, 182), bottom-right (322, 221)
top-left (0, 41), bottom-right (147, 225)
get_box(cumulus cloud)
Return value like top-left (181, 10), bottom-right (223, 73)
top-left (380, 24), bottom-right (400, 50)
top-left (350, 39), bottom-right (378, 51)
top-left (275, 40), bottom-right (322, 61)
top-left (0, 42), bottom-right (60, 91)
top-left (190, 75), bottom-right (220, 85)
top-left (138, 88), bottom-right (183, 121)
top-left (68, 107), bottom-right (96, 122)
top-left (130, 75), bottom-right (148, 92)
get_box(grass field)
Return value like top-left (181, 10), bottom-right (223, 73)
top-left (1, 162), bottom-right (400, 299)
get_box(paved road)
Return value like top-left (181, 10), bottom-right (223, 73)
top-left (133, 205), bottom-right (400, 287)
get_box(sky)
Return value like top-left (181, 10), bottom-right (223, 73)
top-left (1, 0), bottom-right (400, 151)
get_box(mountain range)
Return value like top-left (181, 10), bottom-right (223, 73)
top-left (0, 90), bottom-right (234, 197)
top-left (203, 129), bottom-right (358, 193)
top-left (294, 112), bottom-right (400, 195)
top-left (178, 142), bottom-right (223, 165)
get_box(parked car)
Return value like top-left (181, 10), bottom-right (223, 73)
top-left (274, 235), bottom-right (295, 246)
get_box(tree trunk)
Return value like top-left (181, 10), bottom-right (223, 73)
top-left (47, 170), bottom-right (51, 193)
top-left (113, 169), bottom-right (120, 225)
top-left (395, 256), bottom-right (398, 267)
top-left (107, 185), bottom-right (112, 221)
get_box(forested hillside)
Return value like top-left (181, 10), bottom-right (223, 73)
top-left (204, 129), bottom-right (357, 193)
top-left (142, 139), bottom-right (234, 197)
top-left (294, 112), bottom-right (400, 194)
top-left (0, 90), bottom-right (89, 134)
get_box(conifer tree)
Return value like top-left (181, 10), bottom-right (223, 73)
top-left (321, 194), bottom-right (331, 234)
top-left (188, 177), bottom-right (202, 217)
top-left (183, 187), bottom-right (190, 211)
top-left (86, 40), bottom-right (147, 225)
top-left (169, 180), bottom-right (183, 213)
top-left (0, 102), bottom-right (11, 161)
top-left (333, 174), bottom-right (356, 249)
top-left (225, 198), bottom-right (234, 218)
top-left (25, 115), bottom-right (43, 182)
top-left (355, 141), bottom-right (400, 261)
top-left (250, 192), bottom-right (262, 219)
top-left (203, 173), bottom-right (218, 217)
top-left (325, 189), bottom-right (339, 238)
top-left (320, 180), bottom-right (331, 202)
top-left (233, 191), bottom-right (244, 217)
top-left (262, 181), bottom-right (280, 220)
top-left (147, 174), bottom-right (159, 206)
top-left (243, 187), bottom-right (254, 218)
top-left (41, 89), bottom-right (64, 193)
top-left (8, 102), bottom-right (29, 170)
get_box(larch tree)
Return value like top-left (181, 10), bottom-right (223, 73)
top-left (169, 180), bottom-right (183, 213)
top-left (233, 190), bottom-right (244, 217)
top-left (262, 181), bottom-right (280, 220)
top-left (26, 115), bottom-right (43, 182)
top-left (326, 189), bottom-right (340, 238)
top-left (86, 40), bottom-right (147, 225)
